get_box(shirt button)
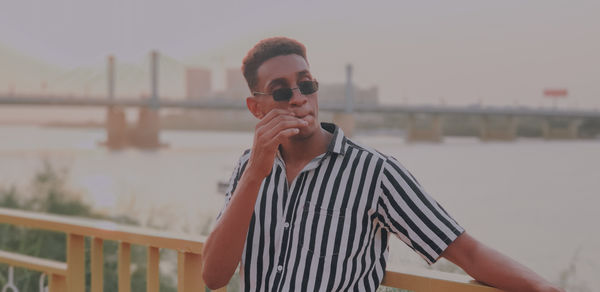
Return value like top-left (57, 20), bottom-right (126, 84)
top-left (284, 222), bottom-right (290, 228)
top-left (277, 265), bottom-right (283, 272)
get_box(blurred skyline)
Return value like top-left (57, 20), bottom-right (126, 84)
top-left (1, 0), bottom-right (599, 114)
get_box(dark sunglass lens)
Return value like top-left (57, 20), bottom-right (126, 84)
top-left (298, 81), bottom-right (318, 95)
top-left (272, 88), bottom-right (293, 101)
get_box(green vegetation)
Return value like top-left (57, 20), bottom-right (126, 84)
top-left (0, 161), bottom-right (177, 292)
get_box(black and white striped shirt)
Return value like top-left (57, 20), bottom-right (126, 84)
top-left (216, 123), bottom-right (464, 291)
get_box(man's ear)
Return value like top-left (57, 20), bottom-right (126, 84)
top-left (246, 97), bottom-right (263, 119)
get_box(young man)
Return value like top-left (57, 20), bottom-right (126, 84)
top-left (202, 37), bottom-right (563, 292)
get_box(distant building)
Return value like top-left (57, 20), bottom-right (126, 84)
top-left (186, 68), bottom-right (211, 99)
top-left (318, 83), bottom-right (379, 106)
top-left (226, 68), bottom-right (247, 92)
top-left (220, 68), bottom-right (248, 99)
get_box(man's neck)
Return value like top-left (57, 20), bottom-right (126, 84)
top-left (279, 126), bottom-right (332, 168)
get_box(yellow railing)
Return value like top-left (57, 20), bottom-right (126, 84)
top-left (0, 207), bottom-right (502, 292)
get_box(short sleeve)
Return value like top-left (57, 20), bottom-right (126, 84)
top-left (375, 157), bottom-right (465, 264)
top-left (215, 149), bottom-right (251, 223)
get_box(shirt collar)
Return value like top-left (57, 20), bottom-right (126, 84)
top-left (321, 122), bottom-right (346, 156)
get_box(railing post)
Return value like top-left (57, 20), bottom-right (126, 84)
top-left (177, 251), bottom-right (203, 292)
top-left (147, 246), bottom-right (160, 292)
top-left (118, 242), bottom-right (131, 292)
top-left (91, 237), bottom-right (103, 292)
top-left (49, 274), bottom-right (67, 292)
top-left (66, 234), bottom-right (85, 292)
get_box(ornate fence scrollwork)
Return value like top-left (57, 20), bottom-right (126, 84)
top-left (0, 267), bottom-right (48, 292)
top-left (1, 266), bottom-right (18, 292)
top-left (38, 273), bottom-right (48, 292)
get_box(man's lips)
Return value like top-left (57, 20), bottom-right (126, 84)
top-left (293, 112), bottom-right (312, 120)
top-left (297, 115), bottom-right (312, 123)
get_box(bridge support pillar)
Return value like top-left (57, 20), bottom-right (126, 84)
top-left (479, 115), bottom-right (518, 141)
top-left (405, 114), bottom-right (443, 143)
top-left (333, 112), bottom-right (356, 137)
top-left (542, 118), bottom-right (581, 139)
top-left (105, 107), bottom-right (128, 150)
top-left (132, 107), bottom-right (162, 149)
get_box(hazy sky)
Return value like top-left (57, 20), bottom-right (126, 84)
top-left (1, 0), bottom-right (599, 108)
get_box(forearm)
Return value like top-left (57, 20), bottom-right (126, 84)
top-left (201, 169), bottom-right (263, 289)
top-left (444, 233), bottom-right (561, 292)
top-left (464, 243), bottom-right (555, 292)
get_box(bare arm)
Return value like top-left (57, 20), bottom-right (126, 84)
top-left (201, 109), bottom-right (307, 289)
top-left (201, 167), bottom-right (264, 289)
top-left (442, 232), bottom-right (564, 292)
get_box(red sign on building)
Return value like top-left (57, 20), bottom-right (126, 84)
top-left (543, 88), bottom-right (568, 98)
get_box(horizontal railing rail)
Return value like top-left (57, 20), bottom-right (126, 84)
top-left (0, 207), bottom-right (502, 292)
top-left (0, 250), bottom-right (67, 291)
top-left (381, 267), bottom-right (503, 292)
top-left (0, 250), bottom-right (67, 277)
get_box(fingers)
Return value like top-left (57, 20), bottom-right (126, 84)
top-left (248, 109), bottom-right (304, 178)
top-left (256, 110), bottom-right (305, 136)
top-left (251, 109), bottom-right (307, 162)
top-left (256, 108), bottom-right (293, 127)
top-left (261, 115), bottom-right (307, 141)
top-left (274, 128), bottom-right (300, 142)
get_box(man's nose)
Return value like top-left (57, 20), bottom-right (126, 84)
top-left (288, 87), bottom-right (308, 107)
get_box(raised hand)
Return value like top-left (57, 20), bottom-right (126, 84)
top-left (246, 108), bottom-right (308, 178)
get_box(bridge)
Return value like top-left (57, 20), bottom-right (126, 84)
top-left (2, 92), bottom-right (599, 147)
top-left (2, 52), bottom-right (598, 148)
top-left (2, 94), bottom-right (600, 118)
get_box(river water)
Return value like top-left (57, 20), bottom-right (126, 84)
top-left (1, 125), bottom-right (598, 290)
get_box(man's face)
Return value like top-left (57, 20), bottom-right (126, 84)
top-left (250, 54), bottom-right (320, 139)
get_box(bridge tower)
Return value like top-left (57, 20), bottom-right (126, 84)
top-left (104, 55), bottom-right (128, 149)
top-left (103, 52), bottom-right (164, 150)
top-left (333, 64), bottom-right (356, 136)
top-left (131, 51), bottom-right (162, 149)
top-left (542, 117), bottom-right (582, 139)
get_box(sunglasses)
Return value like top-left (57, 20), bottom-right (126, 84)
top-left (253, 80), bottom-right (319, 101)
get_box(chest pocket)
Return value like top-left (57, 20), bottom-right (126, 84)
top-left (298, 200), bottom-right (348, 258)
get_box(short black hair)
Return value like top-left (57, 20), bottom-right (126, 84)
top-left (242, 37), bottom-right (308, 92)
